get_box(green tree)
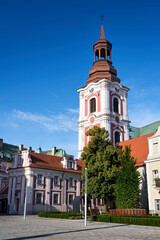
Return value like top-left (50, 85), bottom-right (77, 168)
top-left (115, 145), bottom-right (140, 209)
top-left (81, 126), bottom-right (121, 206)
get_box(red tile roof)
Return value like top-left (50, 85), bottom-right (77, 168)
top-left (119, 132), bottom-right (155, 166)
top-left (30, 152), bottom-right (84, 173)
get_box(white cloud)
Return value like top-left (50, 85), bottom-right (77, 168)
top-left (10, 123), bottom-right (18, 128)
top-left (12, 109), bottom-right (78, 132)
top-left (66, 108), bottom-right (79, 114)
top-left (129, 103), bottom-right (160, 127)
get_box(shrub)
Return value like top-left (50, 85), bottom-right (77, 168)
top-left (91, 215), bottom-right (160, 227)
top-left (38, 212), bottom-right (82, 219)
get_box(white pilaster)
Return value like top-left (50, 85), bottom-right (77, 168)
top-left (101, 82), bottom-right (107, 114)
top-left (106, 84), bottom-right (110, 114)
top-left (79, 92), bottom-right (84, 121)
top-left (78, 125), bottom-right (84, 159)
top-left (76, 180), bottom-right (81, 196)
top-left (123, 92), bottom-right (128, 120)
top-left (8, 177), bottom-right (12, 205)
top-left (11, 176), bottom-right (16, 204)
top-left (45, 177), bottom-right (51, 212)
top-left (20, 176), bottom-right (25, 205)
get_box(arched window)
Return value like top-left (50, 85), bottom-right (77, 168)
top-left (100, 48), bottom-right (105, 60)
top-left (90, 98), bottom-right (96, 113)
top-left (95, 50), bottom-right (99, 61)
top-left (113, 98), bottom-right (119, 113)
top-left (115, 131), bottom-right (120, 145)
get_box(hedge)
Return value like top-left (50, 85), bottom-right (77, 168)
top-left (91, 215), bottom-right (160, 227)
top-left (38, 212), bottom-right (82, 219)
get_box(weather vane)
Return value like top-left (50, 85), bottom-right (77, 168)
top-left (100, 14), bottom-right (104, 24)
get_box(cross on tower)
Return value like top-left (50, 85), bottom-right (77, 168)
top-left (100, 14), bottom-right (104, 24)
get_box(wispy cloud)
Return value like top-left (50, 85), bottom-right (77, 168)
top-left (129, 103), bottom-right (160, 127)
top-left (66, 108), bottom-right (79, 114)
top-left (12, 109), bottom-right (78, 132)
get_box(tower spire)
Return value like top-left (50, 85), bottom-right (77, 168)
top-left (100, 24), bottom-right (105, 40)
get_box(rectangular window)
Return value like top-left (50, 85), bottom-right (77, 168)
top-left (69, 194), bottom-right (74, 205)
top-left (54, 176), bottom-right (59, 186)
top-left (36, 193), bottom-right (42, 204)
top-left (153, 142), bottom-right (158, 153)
top-left (153, 170), bottom-right (159, 179)
top-left (16, 176), bottom-right (21, 189)
top-left (53, 194), bottom-right (59, 204)
top-left (69, 161), bottom-right (73, 169)
top-left (69, 178), bottom-right (74, 187)
top-left (97, 199), bottom-right (102, 206)
top-left (155, 199), bottom-right (160, 211)
top-left (37, 175), bottom-right (43, 184)
top-left (18, 156), bottom-right (22, 166)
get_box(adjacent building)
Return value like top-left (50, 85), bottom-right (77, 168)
top-left (8, 148), bottom-right (84, 214)
top-left (0, 139), bottom-right (19, 212)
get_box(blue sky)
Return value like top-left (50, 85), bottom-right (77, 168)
top-left (0, 0), bottom-right (160, 157)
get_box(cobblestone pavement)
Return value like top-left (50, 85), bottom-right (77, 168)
top-left (0, 215), bottom-right (160, 240)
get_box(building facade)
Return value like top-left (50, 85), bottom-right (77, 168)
top-left (8, 149), bottom-right (84, 214)
top-left (145, 126), bottom-right (160, 214)
top-left (0, 139), bottom-right (19, 212)
top-left (77, 25), bottom-right (130, 158)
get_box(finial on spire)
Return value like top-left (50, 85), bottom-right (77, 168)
top-left (100, 14), bottom-right (104, 24)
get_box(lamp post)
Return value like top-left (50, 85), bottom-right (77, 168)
top-left (85, 167), bottom-right (87, 226)
top-left (24, 178), bottom-right (28, 219)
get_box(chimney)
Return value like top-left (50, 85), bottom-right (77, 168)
top-left (62, 150), bottom-right (65, 156)
top-left (0, 139), bottom-right (3, 148)
top-left (19, 144), bottom-right (23, 151)
top-left (28, 146), bottom-right (32, 151)
top-left (52, 146), bottom-right (56, 155)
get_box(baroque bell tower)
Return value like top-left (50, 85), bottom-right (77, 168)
top-left (77, 25), bottom-right (130, 158)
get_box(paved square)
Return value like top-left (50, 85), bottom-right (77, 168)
top-left (0, 215), bottom-right (160, 240)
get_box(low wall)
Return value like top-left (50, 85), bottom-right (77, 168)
top-left (109, 209), bottom-right (147, 216)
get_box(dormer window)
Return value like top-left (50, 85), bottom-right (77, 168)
top-left (113, 97), bottom-right (119, 113)
top-left (90, 98), bottom-right (96, 113)
top-left (18, 156), bottom-right (22, 166)
top-left (69, 161), bottom-right (73, 169)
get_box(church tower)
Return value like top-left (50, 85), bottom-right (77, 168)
top-left (77, 25), bottom-right (130, 158)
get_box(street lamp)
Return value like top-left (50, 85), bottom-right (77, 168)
top-left (85, 167), bottom-right (87, 226)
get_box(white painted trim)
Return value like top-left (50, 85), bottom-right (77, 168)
top-left (52, 192), bottom-right (60, 205)
top-left (68, 193), bottom-right (74, 205)
top-left (112, 96), bottom-right (121, 115)
top-left (88, 96), bottom-right (97, 115)
top-left (35, 191), bottom-right (43, 205)
top-left (146, 162), bottom-right (151, 211)
top-left (113, 129), bottom-right (122, 145)
top-left (145, 158), bottom-right (160, 163)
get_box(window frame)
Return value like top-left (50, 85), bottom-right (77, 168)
top-left (68, 194), bottom-right (74, 205)
top-left (69, 161), bottom-right (73, 169)
top-left (53, 193), bottom-right (60, 205)
top-left (89, 97), bottom-right (97, 114)
top-left (37, 174), bottom-right (43, 185)
top-left (36, 192), bottom-right (42, 204)
top-left (155, 199), bottom-right (160, 211)
top-left (54, 176), bottom-right (59, 186)
top-left (113, 97), bottom-right (119, 114)
top-left (69, 178), bottom-right (74, 188)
